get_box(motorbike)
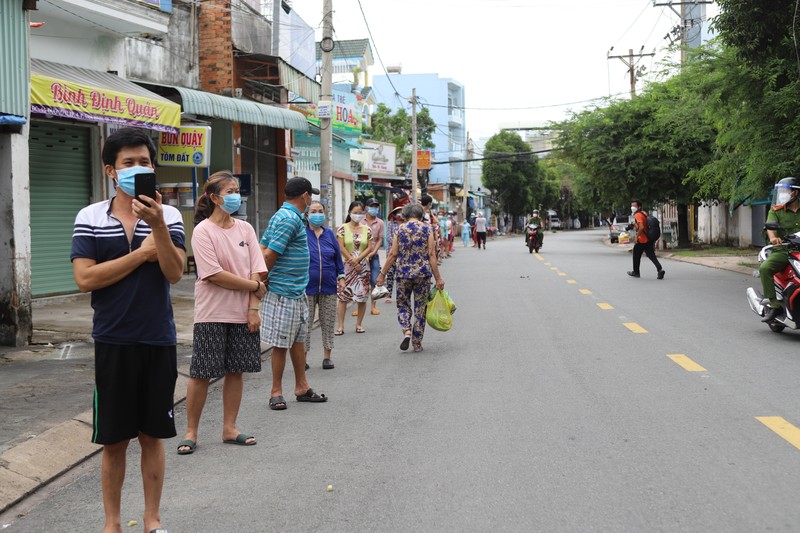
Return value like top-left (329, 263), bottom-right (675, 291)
top-left (745, 223), bottom-right (800, 333)
top-left (526, 224), bottom-right (541, 254)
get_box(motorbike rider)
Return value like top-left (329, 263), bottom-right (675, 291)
top-left (761, 177), bottom-right (800, 322)
top-left (525, 210), bottom-right (544, 247)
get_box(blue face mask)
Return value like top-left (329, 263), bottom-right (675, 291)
top-left (217, 193), bottom-right (242, 214)
top-left (368, 207), bottom-right (379, 216)
top-left (114, 165), bottom-right (153, 196)
top-left (308, 213), bottom-right (326, 227)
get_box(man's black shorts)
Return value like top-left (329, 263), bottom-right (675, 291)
top-left (93, 342), bottom-right (178, 445)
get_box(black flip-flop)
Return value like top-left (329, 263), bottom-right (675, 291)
top-left (334, 329), bottom-right (344, 336)
top-left (400, 336), bottom-right (411, 351)
top-left (296, 389), bottom-right (327, 403)
top-left (269, 395), bottom-right (287, 410)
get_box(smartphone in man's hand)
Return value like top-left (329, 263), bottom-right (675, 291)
top-left (134, 172), bottom-right (157, 207)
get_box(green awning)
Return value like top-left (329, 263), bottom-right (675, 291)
top-left (174, 87), bottom-right (308, 131)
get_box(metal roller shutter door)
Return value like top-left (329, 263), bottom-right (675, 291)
top-left (29, 122), bottom-right (92, 296)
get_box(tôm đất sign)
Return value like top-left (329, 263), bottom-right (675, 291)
top-left (157, 126), bottom-right (211, 167)
top-left (30, 74), bottom-right (180, 133)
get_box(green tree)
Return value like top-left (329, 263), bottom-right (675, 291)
top-left (481, 131), bottom-right (541, 229)
top-left (365, 103), bottom-right (436, 173)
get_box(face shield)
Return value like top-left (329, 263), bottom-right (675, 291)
top-left (772, 183), bottom-right (798, 208)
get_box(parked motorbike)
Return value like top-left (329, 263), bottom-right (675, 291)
top-left (745, 223), bottom-right (800, 332)
top-left (526, 224), bottom-right (541, 254)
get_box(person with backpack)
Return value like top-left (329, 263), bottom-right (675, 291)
top-left (627, 199), bottom-right (665, 279)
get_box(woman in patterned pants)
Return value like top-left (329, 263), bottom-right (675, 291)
top-left (376, 203), bottom-right (445, 352)
top-left (305, 201), bottom-right (345, 369)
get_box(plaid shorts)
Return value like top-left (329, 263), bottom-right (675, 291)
top-left (259, 291), bottom-right (308, 348)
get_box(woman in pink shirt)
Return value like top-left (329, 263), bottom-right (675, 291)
top-left (176, 171), bottom-right (267, 455)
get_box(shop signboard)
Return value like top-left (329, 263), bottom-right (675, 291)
top-left (302, 89), bottom-right (364, 134)
top-left (31, 73), bottom-right (180, 133)
top-left (363, 140), bottom-right (396, 175)
top-left (157, 126), bottom-right (211, 167)
top-left (417, 149), bottom-right (431, 170)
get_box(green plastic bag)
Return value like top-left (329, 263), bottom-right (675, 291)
top-left (426, 289), bottom-right (454, 332)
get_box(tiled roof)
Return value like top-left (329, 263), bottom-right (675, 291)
top-left (316, 38), bottom-right (373, 62)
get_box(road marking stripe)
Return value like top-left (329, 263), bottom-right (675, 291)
top-left (579, 289), bottom-right (592, 295)
top-left (550, 267), bottom-right (558, 271)
top-left (756, 417), bottom-right (800, 450)
top-left (623, 322), bottom-right (648, 333)
top-left (544, 262), bottom-right (552, 265)
top-left (597, 303), bottom-right (614, 310)
top-left (667, 354), bottom-right (706, 372)
top-left (566, 280), bottom-right (577, 284)
top-left (558, 272), bottom-right (567, 277)
top-left (535, 255), bottom-right (543, 261)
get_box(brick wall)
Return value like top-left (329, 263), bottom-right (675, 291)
top-left (198, 0), bottom-right (234, 93)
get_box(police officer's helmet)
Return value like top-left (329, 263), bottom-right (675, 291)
top-left (776, 177), bottom-right (800, 189)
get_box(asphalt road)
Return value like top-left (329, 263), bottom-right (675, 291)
top-left (6, 229), bottom-right (800, 532)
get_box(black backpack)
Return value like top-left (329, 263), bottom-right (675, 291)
top-left (644, 212), bottom-right (661, 242)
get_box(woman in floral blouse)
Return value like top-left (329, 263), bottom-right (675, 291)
top-left (377, 203), bottom-right (445, 352)
top-left (336, 201), bottom-right (372, 334)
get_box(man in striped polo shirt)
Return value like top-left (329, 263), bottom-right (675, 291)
top-left (259, 177), bottom-right (328, 410)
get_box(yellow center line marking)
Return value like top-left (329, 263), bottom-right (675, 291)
top-left (623, 322), bottom-right (648, 333)
top-left (550, 267), bottom-right (558, 271)
top-left (756, 417), bottom-right (800, 450)
top-left (597, 303), bottom-right (614, 310)
top-left (667, 354), bottom-right (707, 372)
top-left (544, 262), bottom-right (552, 266)
top-left (535, 255), bottom-right (543, 261)
top-left (579, 289), bottom-right (592, 295)
top-left (558, 272), bottom-right (567, 277)
top-left (566, 280), bottom-right (577, 284)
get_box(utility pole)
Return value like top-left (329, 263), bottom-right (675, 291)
top-left (410, 88), bottom-right (418, 203)
top-left (320, 0), bottom-right (335, 224)
top-left (271, 0), bottom-right (280, 57)
top-left (462, 132), bottom-right (470, 223)
top-left (607, 48), bottom-right (655, 98)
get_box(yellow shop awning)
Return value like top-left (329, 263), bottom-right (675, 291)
top-left (30, 58), bottom-right (180, 133)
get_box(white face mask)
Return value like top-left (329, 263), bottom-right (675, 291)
top-left (351, 213), bottom-right (365, 223)
top-left (631, 206), bottom-right (638, 214)
top-left (776, 190), bottom-right (794, 206)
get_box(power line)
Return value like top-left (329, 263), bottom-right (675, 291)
top-left (355, 0), bottom-right (404, 101)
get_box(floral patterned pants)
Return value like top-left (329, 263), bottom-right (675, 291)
top-left (396, 277), bottom-right (430, 349)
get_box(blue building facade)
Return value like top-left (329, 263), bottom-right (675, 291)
top-left (371, 73), bottom-right (466, 186)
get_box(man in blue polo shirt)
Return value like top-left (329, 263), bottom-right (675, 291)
top-left (260, 177), bottom-right (328, 410)
top-left (71, 127), bottom-right (185, 533)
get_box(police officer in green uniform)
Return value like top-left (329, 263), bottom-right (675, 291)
top-left (525, 210), bottom-right (544, 248)
top-left (761, 177), bottom-right (800, 321)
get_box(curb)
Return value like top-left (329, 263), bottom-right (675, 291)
top-left (0, 342), bottom-right (275, 514)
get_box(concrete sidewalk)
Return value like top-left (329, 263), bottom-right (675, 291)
top-left (0, 276), bottom-right (202, 513)
top-left (0, 243), bottom-right (757, 514)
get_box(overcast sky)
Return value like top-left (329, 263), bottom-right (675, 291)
top-left (291, 0), bottom-right (719, 140)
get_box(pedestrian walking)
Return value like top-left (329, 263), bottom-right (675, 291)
top-left (377, 203), bottom-right (445, 353)
top-left (305, 201), bottom-right (345, 369)
top-left (259, 177), bottom-right (328, 411)
top-left (627, 199), bottom-right (665, 280)
top-left (336, 200), bottom-right (372, 335)
top-left (461, 218), bottom-right (471, 247)
top-left (420, 195), bottom-right (442, 262)
top-left (383, 207), bottom-right (404, 303)
top-left (364, 197), bottom-right (385, 316)
top-left (336, 201), bottom-right (372, 334)
top-left (176, 171), bottom-right (266, 456)
top-left (475, 211), bottom-right (488, 249)
top-left (71, 127), bottom-right (185, 533)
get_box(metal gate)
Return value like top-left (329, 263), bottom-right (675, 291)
top-left (29, 121), bottom-right (92, 296)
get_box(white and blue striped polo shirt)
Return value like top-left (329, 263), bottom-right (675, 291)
top-left (260, 202), bottom-right (309, 299)
top-left (70, 197), bottom-right (185, 345)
